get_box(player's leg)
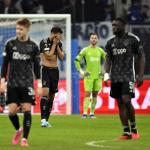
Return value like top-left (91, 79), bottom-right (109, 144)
top-left (40, 67), bottom-right (50, 127)
top-left (45, 93), bottom-right (54, 126)
top-left (20, 103), bottom-right (32, 147)
top-left (44, 68), bottom-right (59, 126)
top-left (90, 79), bottom-right (102, 118)
top-left (90, 91), bottom-right (97, 118)
top-left (7, 87), bottom-right (23, 145)
top-left (8, 103), bottom-right (20, 131)
top-left (122, 82), bottom-right (139, 139)
top-left (40, 87), bottom-right (49, 127)
top-left (116, 98), bottom-right (131, 139)
top-left (18, 86), bottom-right (35, 146)
top-left (82, 78), bottom-right (93, 118)
top-left (8, 103), bottom-right (23, 145)
top-left (110, 83), bottom-right (131, 139)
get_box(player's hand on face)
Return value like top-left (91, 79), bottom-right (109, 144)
top-left (53, 36), bottom-right (60, 45)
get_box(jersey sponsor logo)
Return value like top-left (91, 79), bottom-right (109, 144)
top-left (112, 48), bottom-right (127, 55)
top-left (89, 57), bottom-right (99, 61)
top-left (13, 52), bottom-right (30, 60)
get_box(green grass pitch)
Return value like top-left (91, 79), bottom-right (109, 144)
top-left (0, 114), bottom-right (150, 150)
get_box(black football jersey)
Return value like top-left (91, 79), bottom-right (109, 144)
top-left (105, 32), bottom-right (144, 82)
top-left (1, 37), bottom-right (41, 87)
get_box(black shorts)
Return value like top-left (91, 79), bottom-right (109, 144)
top-left (110, 82), bottom-right (135, 99)
top-left (6, 86), bottom-right (35, 105)
top-left (42, 66), bottom-right (59, 93)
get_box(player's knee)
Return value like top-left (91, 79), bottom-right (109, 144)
top-left (42, 88), bottom-right (49, 96)
top-left (84, 92), bottom-right (91, 97)
top-left (122, 98), bottom-right (131, 105)
top-left (122, 95), bottom-right (131, 104)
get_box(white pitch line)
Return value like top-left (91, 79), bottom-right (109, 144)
top-left (85, 139), bottom-right (120, 149)
top-left (86, 139), bottom-right (149, 150)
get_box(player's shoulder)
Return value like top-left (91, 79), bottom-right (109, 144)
top-left (98, 46), bottom-right (105, 51)
top-left (5, 37), bottom-right (17, 46)
top-left (40, 37), bottom-right (49, 44)
top-left (107, 35), bottom-right (116, 43)
top-left (80, 46), bottom-right (89, 52)
top-left (29, 38), bottom-right (39, 46)
top-left (127, 32), bottom-right (140, 42)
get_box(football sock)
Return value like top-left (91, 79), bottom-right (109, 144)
top-left (45, 97), bottom-right (54, 121)
top-left (83, 97), bottom-right (90, 114)
top-left (90, 97), bottom-right (97, 115)
top-left (123, 126), bottom-right (130, 133)
top-left (9, 113), bottom-right (20, 130)
top-left (130, 122), bottom-right (137, 133)
top-left (40, 96), bottom-right (48, 119)
top-left (23, 111), bottom-right (31, 139)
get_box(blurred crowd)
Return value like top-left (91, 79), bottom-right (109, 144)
top-left (122, 0), bottom-right (150, 24)
top-left (0, 0), bottom-right (150, 24)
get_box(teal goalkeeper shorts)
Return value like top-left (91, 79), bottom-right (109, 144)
top-left (84, 78), bottom-right (102, 92)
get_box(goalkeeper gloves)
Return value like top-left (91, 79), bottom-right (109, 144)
top-left (79, 69), bottom-right (90, 77)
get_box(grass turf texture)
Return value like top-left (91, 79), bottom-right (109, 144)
top-left (0, 114), bottom-right (150, 150)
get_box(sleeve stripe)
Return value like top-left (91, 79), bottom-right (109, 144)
top-left (128, 32), bottom-right (140, 41)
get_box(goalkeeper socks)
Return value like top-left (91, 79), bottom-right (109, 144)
top-left (9, 113), bottom-right (20, 130)
top-left (23, 111), bottom-right (31, 139)
top-left (40, 96), bottom-right (48, 119)
top-left (83, 97), bottom-right (90, 114)
top-left (45, 98), bottom-right (54, 121)
top-left (90, 97), bottom-right (97, 115)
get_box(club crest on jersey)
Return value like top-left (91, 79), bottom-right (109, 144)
top-left (112, 48), bottom-right (127, 55)
top-left (12, 46), bottom-right (17, 50)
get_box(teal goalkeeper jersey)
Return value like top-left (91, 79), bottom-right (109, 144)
top-left (74, 45), bottom-right (106, 79)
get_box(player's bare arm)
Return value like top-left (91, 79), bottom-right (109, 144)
top-left (104, 54), bottom-right (111, 84)
top-left (136, 52), bottom-right (145, 87)
top-left (57, 44), bottom-right (65, 60)
top-left (0, 48), bottom-right (9, 92)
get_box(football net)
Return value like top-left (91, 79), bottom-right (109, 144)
top-left (0, 14), bottom-right (71, 114)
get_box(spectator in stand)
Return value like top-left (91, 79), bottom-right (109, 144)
top-left (141, 5), bottom-right (150, 23)
top-left (127, 0), bottom-right (143, 24)
top-left (0, 0), bottom-right (20, 14)
top-left (21, 0), bottom-right (43, 14)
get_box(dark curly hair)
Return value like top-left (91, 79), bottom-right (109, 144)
top-left (51, 26), bottom-right (63, 34)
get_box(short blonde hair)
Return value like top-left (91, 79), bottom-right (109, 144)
top-left (16, 18), bottom-right (31, 28)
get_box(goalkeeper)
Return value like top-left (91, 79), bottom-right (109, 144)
top-left (74, 33), bottom-right (106, 118)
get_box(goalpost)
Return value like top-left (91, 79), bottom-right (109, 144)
top-left (0, 14), bottom-right (71, 114)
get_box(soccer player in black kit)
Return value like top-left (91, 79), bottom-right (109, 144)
top-left (0, 18), bottom-right (42, 146)
top-left (104, 18), bottom-right (145, 140)
top-left (40, 27), bottom-right (65, 127)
